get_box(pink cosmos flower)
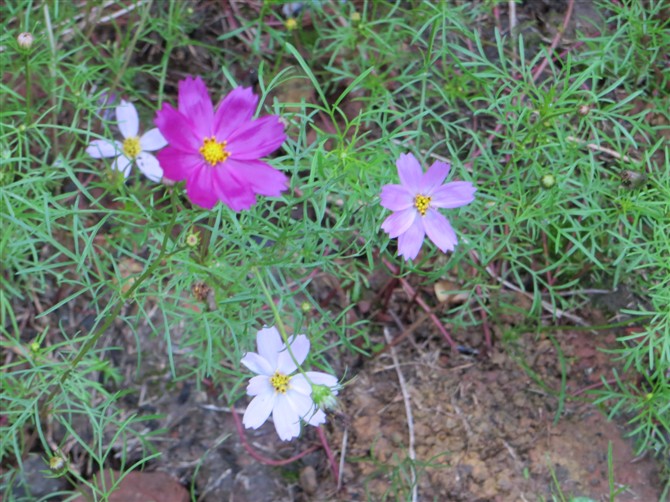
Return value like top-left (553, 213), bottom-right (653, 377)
top-left (154, 76), bottom-right (287, 210)
top-left (380, 153), bottom-right (476, 261)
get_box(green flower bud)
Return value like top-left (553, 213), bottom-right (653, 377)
top-left (541, 173), bottom-right (556, 189)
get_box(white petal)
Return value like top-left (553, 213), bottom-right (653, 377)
top-left (243, 392), bottom-right (276, 429)
top-left (273, 395), bottom-right (302, 441)
top-left (135, 152), bottom-right (163, 182)
top-left (240, 352), bottom-right (274, 376)
top-left (116, 100), bottom-right (139, 138)
top-left (257, 326), bottom-right (283, 369)
top-left (304, 408), bottom-right (326, 427)
top-left (289, 374), bottom-right (312, 395)
top-left (285, 388), bottom-right (316, 418)
top-left (304, 371), bottom-right (339, 393)
top-left (140, 128), bottom-right (168, 151)
top-left (277, 334), bottom-right (309, 374)
top-left (111, 155), bottom-right (132, 178)
top-left (86, 139), bottom-right (121, 159)
top-left (246, 375), bottom-right (273, 397)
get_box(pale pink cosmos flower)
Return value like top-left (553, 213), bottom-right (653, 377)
top-left (241, 326), bottom-right (339, 441)
top-left (154, 76), bottom-right (287, 211)
top-left (380, 152), bottom-right (476, 261)
top-left (86, 100), bottom-right (166, 182)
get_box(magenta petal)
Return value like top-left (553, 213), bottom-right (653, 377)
top-left (421, 161), bottom-right (450, 194)
top-left (431, 181), bottom-right (477, 209)
top-left (381, 208), bottom-right (417, 238)
top-left (227, 116), bottom-right (286, 160)
top-left (154, 104), bottom-right (201, 152)
top-left (380, 184), bottom-right (413, 211)
top-left (156, 147), bottom-right (203, 182)
top-left (211, 166), bottom-right (257, 211)
top-left (225, 159), bottom-right (288, 197)
top-left (183, 167), bottom-right (220, 209)
top-left (396, 153), bottom-right (423, 193)
top-left (177, 76), bottom-right (214, 138)
top-left (396, 219), bottom-right (426, 261)
top-left (213, 87), bottom-right (259, 140)
top-left (423, 210), bottom-right (458, 252)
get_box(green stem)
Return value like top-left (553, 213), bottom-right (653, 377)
top-left (23, 52), bottom-right (32, 124)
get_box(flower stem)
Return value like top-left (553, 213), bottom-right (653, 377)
top-left (23, 51), bottom-right (32, 124)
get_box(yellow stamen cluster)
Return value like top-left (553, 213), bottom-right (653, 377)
top-left (270, 372), bottom-right (290, 394)
top-left (122, 137), bottom-right (141, 159)
top-left (200, 137), bottom-right (230, 166)
top-left (414, 194), bottom-right (431, 216)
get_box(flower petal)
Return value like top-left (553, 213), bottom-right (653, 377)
top-left (396, 219), bottom-right (426, 261)
top-left (272, 395), bottom-right (303, 440)
top-left (184, 165), bottom-right (257, 211)
top-left (421, 161), bottom-right (450, 194)
top-left (256, 326), bottom-right (283, 369)
top-left (304, 371), bottom-right (339, 392)
top-left (135, 152), bottom-right (163, 182)
top-left (154, 103), bottom-right (201, 152)
top-left (156, 147), bottom-right (203, 182)
top-left (380, 184), bottom-right (413, 211)
top-left (423, 210), bottom-right (458, 252)
top-left (241, 352), bottom-right (275, 376)
top-left (224, 159), bottom-right (288, 197)
top-left (396, 152), bottom-right (423, 193)
top-left (381, 208), bottom-right (417, 239)
top-left (277, 334), bottom-right (309, 374)
top-left (289, 374), bottom-right (312, 395)
top-left (227, 116), bottom-right (286, 160)
top-left (116, 100), bottom-right (139, 139)
top-left (139, 128), bottom-right (168, 151)
top-left (111, 155), bottom-right (132, 178)
top-left (212, 87), bottom-right (259, 140)
top-left (86, 139), bottom-right (121, 159)
top-left (243, 392), bottom-right (275, 429)
top-left (430, 181), bottom-right (477, 209)
top-left (304, 408), bottom-right (326, 427)
top-left (177, 76), bottom-right (214, 138)
top-left (246, 375), bottom-right (274, 397)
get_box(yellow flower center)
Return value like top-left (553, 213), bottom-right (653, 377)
top-left (199, 136), bottom-right (230, 166)
top-left (122, 137), bottom-right (141, 159)
top-left (414, 194), bottom-right (431, 216)
top-left (270, 372), bottom-right (290, 394)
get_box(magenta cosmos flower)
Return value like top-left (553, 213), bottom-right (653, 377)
top-left (154, 76), bottom-right (287, 210)
top-left (380, 153), bottom-right (476, 261)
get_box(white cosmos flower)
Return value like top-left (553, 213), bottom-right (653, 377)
top-left (241, 326), bottom-right (339, 441)
top-left (86, 100), bottom-right (167, 182)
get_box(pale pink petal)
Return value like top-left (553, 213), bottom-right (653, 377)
top-left (380, 184), bottom-right (413, 211)
top-left (154, 103), bottom-right (201, 152)
top-left (177, 76), bottom-right (214, 138)
top-left (135, 152), bottom-right (163, 182)
top-left (273, 395), bottom-right (302, 440)
top-left (139, 128), bottom-right (167, 151)
top-left (396, 152), bottom-right (423, 192)
top-left (421, 161), bottom-right (450, 194)
top-left (423, 210), bottom-right (458, 252)
top-left (243, 393), bottom-right (276, 429)
top-left (241, 352), bottom-right (274, 376)
top-left (87, 139), bottom-right (121, 159)
top-left (116, 100), bottom-right (139, 139)
top-left (381, 208), bottom-right (417, 238)
top-left (246, 375), bottom-right (274, 396)
top-left (227, 116), bottom-right (286, 159)
top-left (224, 159), bottom-right (288, 197)
top-left (256, 326), bottom-right (283, 369)
top-left (155, 147), bottom-right (203, 182)
top-left (396, 219), bottom-right (426, 261)
top-left (430, 181), bottom-right (477, 209)
top-left (111, 155), bottom-right (132, 178)
top-left (212, 87), bottom-right (259, 140)
top-left (277, 334), bottom-right (309, 374)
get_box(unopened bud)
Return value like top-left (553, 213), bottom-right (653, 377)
top-left (540, 173), bottom-right (556, 189)
top-left (300, 301), bottom-right (311, 313)
top-left (285, 18), bottom-right (298, 31)
top-left (17, 32), bottom-right (33, 50)
top-left (578, 105), bottom-right (590, 116)
top-left (49, 455), bottom-right (66, 472)
top-left (351, 12), bottom-right (361, 23)
top-left (312, 383), bottom-right (338, 410)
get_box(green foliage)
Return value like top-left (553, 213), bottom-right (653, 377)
top-left (1, 0), bottom-right (668, 498)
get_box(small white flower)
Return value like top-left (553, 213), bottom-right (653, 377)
top-left (86, 100), bottom-right (167, 182)
top-left (241, 326), bottom-right (339, 441)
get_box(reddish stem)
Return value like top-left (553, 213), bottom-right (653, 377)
top-left (317, 426), bottom-right (340, 484)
